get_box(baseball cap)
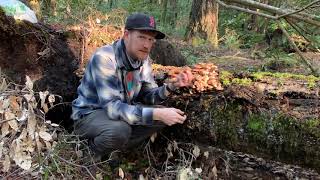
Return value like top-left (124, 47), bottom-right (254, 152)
top-left (125, 13), bottom-right (165, 39)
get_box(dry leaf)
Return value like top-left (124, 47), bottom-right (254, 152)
top-left (25, 76), bottom-right (33, 90)
top-left (203, 151), bottom-right (209, 159)
top-left (50, 123), bottom-right (59, 127)
top-left (138, 174), bottom-right (145, 180)
top-left (118, 167), bottom-right (125, 179)
top-left (9, 96), bottom-right (20, 112)
top-left (192, 145), bottom-right (200, 158)
top-left (4, 111), bottom-right (15, 120)
top-left (13, 151), bottom-right (32, 170)
top-left (24, 137), bottom-right (35, 153)
top-left (1, 122), bottom-right (10, 137)
top-left (3, 155), bottom-right (11, 172)
top-left (39, 131), bottom-right (52, 141)
top-left (42, 103), bottom-right (49, 113)
top-left (17, 108), bottom-right (28, 122)
top-left (37, 48), bottom-right (50, 56)
top-left (212, 165), bottom-right (218, 178)
top-left (2, 98), bottom-right (10, 110)
top-left (0, 141), bottom-right (4, 159)
top-left (7, 118), bottom-right (19, 132)
top-left (0, 77), bottom-right (7, 92)
top-left (27, 114), bottom-right (37, 139)
top-left (150, 132), bottom-right (157, 143)
top-left (48, 95), bottom-right (55, 103)
top-left (44, 141), bottom-right (52, 149)
top-left (35, 132), bottom-right (43, 152)
top-left (18, 128), bottom-right (27, 140)
top-left (195, 168), bottom-right (202, 174)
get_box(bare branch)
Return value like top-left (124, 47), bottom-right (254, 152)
top-left (277, 21), bottom-right (319, 76)
top-left (277, 0), bottom-right (320, 19)
top-left (216, 0), bottom-right (276, 19)
top-left (222, 0), bottom-right (320, 27)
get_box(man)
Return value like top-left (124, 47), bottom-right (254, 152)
top-left (71, 13), bottom-right (193, 160)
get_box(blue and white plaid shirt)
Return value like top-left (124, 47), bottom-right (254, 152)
top-left (71, 39), bottom-right (169, 125)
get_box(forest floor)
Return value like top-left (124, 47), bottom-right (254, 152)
top-left (0, 19), bottom-right (319, 179)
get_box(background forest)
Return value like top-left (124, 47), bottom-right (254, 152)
top-left (1, 0), bottom-right (320, 179)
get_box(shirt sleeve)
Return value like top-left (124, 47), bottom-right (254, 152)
top-left (90, 54), bottom-right (153, 125)
top-left (137, 58), bottom-right (169, 105)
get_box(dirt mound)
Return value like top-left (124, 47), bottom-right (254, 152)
top-left (0, 9), bottom-right (79, 99)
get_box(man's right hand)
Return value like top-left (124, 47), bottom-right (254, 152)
top-left (153, 108), bottom-right (187, 126)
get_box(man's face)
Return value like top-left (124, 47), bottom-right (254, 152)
top-left (123, 30), bottom-right (157, 61)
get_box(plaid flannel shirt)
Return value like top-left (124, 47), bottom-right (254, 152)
top-left (71, 39), bottom-right (169, 125)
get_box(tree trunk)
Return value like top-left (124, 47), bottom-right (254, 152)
top-left (161, 0), bottom-right (168, 25)
top-left (169, 0), bottom-right (178, 28)
top-left (185, 0), bottom-right (219, 48)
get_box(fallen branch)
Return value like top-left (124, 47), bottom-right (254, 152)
top-left (277, 20), bottom-right (319, 76)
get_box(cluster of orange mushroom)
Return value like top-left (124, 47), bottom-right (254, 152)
top-left (153, 63), bottom-right (223, 92)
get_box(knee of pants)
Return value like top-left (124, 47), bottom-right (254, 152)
top-left (105, 121), bottom-right (132, 146)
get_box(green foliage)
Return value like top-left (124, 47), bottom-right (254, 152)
top-left (221, 28), bottom-right (241, 50)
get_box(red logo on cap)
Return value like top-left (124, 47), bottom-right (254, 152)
top-left (149, 16), bottom-right (155, 27)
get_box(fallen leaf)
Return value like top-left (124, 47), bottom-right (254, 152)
top-left (3, 155), bottom-right (11, 172)
top-left (150, 132), bottom-right (157, 143)
top-left (27, 114), bottom-right (37, 139)
top-left (203, 151), bottom-right (209, 159)
top-left (25, 76), bottom-right (33, 90)
top-left (192, 145), bottom-right (200, 158)
top-left (17, 108), bottom-right (28, 122)
top-left (138, 174), bottom-right (145, 180)
top-left (4, 111), bottom-right (15, 120)
top-left (195, 167), bottom-right (202, 174)
top-left (1, 122), bottom-right (10, 137)
top-left (37, 48), bottom-right (50, 56)
top-left (0, 141), bottom-right (4, 159)
top-left (7, 118), bottom-right (19, 132)
top-left (0, 77), bottom-right (7, 92)
top-left (24, 137), bottom-right (35, 153)
top-left (212, 165), bottom-right (218, 178)
top-left (13, 151), bottom-right (32, 170)
top-left (48, 95), bottom-right (55, 103)
top-left (39, 131), bottom-right (52, 141)
top-left (35, 132), bottom-right (43, 151)
top-left (44, 141), bottom-right (51, 149)
top-left (2, 98), bottom-right (10, 109)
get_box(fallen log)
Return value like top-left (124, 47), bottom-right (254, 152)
top-left (154, 66), bottom-right (320, 172)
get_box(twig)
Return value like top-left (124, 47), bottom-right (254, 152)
top-left (53, 154), bottom-right (96, 180)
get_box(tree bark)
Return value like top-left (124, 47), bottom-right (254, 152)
top-left (185, 0), bottom-right (219, 48)
top-left (161, 0), bottom-right (168, 25)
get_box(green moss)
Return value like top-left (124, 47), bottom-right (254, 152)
top-left (247, 114), bottom-right (267, 137)
top-left (208, 101), bottom-right (320, 170)
top-left (212, 103), bottom-right (242, 148)
top-left (231, 78), bottom-right (252, 86)
top-left (252, 72), bottom-right (320, 88)
top-left (219, 70), bottom-right (232, 86)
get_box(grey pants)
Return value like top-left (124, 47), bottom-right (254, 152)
top-left (74, 109), bottom-right (165, 157)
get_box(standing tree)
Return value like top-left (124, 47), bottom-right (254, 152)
top-left (185, 0), bottom-right (219, 48)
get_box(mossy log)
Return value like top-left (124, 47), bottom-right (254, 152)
top-left (157, 70), bottom-right (320, 172)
